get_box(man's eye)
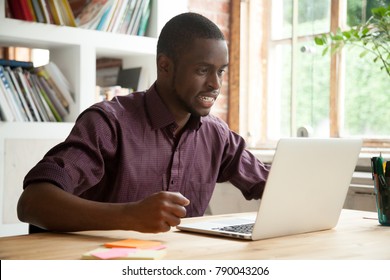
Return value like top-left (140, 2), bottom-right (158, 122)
top-left (197, 68), bottom-right (208, 75)
top-left (218, 69), bottom-right (226, 76)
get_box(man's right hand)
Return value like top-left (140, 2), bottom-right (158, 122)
top-left (123, 191), bottom-right (190, 233)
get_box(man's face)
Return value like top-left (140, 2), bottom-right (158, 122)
top-left (170, 38), bottom-right (229, 117)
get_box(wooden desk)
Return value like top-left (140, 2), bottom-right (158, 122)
top-left (0, 209), bottom-right (389, 260)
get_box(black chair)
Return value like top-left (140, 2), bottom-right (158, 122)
top-left (28, 224), bottom-right (48, 234)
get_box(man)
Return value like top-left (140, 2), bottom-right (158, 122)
top-left (17, 12), bottom-right (269, 234)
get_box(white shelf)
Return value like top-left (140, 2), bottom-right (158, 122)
top-left (0, 17), bottom-right (157, 55)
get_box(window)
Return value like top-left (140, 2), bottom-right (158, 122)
top-left (239, 0), bottom-right (390, 149)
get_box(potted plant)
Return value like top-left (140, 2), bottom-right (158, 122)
top-left (314, 5), bottom-right (390, 78)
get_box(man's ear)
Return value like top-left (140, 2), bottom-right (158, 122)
top-left (157, 54), bottom-right (172, 74)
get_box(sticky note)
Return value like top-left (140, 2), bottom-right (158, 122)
top-left (91, 248), bottom-right (138, 260)
top-left (82, 247), bottom-right (167, 260)
top-left (104, 238), bottom-right (162, 249)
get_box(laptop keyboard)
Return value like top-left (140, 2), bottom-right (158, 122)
top-left (215, 223), bottom-right (254, 234)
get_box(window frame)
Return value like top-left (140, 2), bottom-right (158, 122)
top-left (231, 0), bottom-right (390, 150)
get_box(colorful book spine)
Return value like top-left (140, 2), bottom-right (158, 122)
top-left (0, 59), bottom-right (34, 69)
top-left (31, 0), bottom-right (46, 23)
top-left (5, 66), bottom-right (35, 121)
top-left (0, 66), bottom-right (23, 121)
top-left (14, 67), bottom-right (41, 121)
top-left (0, 66), bottom-right (26, 121)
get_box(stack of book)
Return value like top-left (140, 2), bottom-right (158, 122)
top-left (6, 0), bottom-right (152, 36)
top-left (0, 59), bottom-right (74, 122)
top-left (76, 0), bottom-right (151, 36)
top-left (75, 0), bottom-right (152, 36)
top-left (6, 0), bottom-right (77, 27)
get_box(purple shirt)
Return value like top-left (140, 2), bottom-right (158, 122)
top-left (24, 83), bottom-right (269, 217)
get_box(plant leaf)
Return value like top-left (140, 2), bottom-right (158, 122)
top-left (314, 37), bottom-right (324, 46)
top-left (322, 46), bottom-right (329, 56)
top-left (359, 50), bottom-right (369, 58)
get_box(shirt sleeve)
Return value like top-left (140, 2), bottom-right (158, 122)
top-left (217, 128), bottom-right (270, 200)
top-left (23, 106), bottom-right (118, 196)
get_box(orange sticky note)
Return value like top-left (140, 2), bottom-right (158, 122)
top-left (104, 239), bottom-right (162, 249)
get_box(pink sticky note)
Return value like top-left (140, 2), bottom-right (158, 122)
top-left (91, 248), bottom-right (138, 260)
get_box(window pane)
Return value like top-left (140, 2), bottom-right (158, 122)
top-left (271, 0), bottom-right (292, 40)
top-left (343, 48), bottom-right (390, 137)
top-left (343, 0), bottom-right (390, 138)
top-left (267, 44), bottom-right (292, 139)
top-left (347, 0), bottom-right (390, 26)
top-left (297, 0), bottom-right (331, 36)
top-left (296, 41), bottom-right (330, 137)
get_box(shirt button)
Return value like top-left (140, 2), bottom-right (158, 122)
top-left (171, 180), bottom-right (174, 185)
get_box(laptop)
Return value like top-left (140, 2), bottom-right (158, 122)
top-left (177, 138), bottom-right (363, 240)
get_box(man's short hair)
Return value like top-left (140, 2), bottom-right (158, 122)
top-left (157, 12), bottom-right (225, 61)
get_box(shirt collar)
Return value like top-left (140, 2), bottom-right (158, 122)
top-left (145, 83), bottom-right (202, 131)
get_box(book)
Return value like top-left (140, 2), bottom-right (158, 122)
top-left (95, 4), bottom-right (114, 31)
top-left (17, 0), bottom-right (35, 22)
top-left (39, 0), bottom-right (53, 24)
top-left (7, 0), bottom-right (21, 20)
top-left (126, 0), bottom-right (142, 35)
top-left (96, 57), bottom-right (123, 69)
top-left (129, 0), bottom-right (147, 35)
top-left (75, 0), bottom-right (112, 29)
top-left (137, 0), bottom-right (151, 36)
top-left (29, 73), bottom-right (58, 122)
top-left (96, 57), bottom-right (122, 87)
top-left (24, 71), bottom-right (50, 121)
top-left (0, 59), bottom-right (34, 69)
top-left (25, 73), bottom-right (50, 121)
top-left (0, 65), bottom-right (26, 121)
top-left (2, 67), bottom-right (29, 121)
top-left (96, 67), bottom-right (122, 87)
top-left (103, 0), bottom-right (120, 31)
top-left (117, 0), bottom-right (137, 34)
top-left (47, 0), bottom-right (63, 25)
top-left (31, 0), bottom-right (45, 23)
top-left (53, 0), bottom-right (66, 25)
top-left (58, 0), bottom-right (77, 27)
top-left (27, 0), bottom-right (38, 22)
top-left (35, 66), bottom-right (70, 112)
top-left (67, 0), bottom-right (90, 18)
top-left (0, 69), bottom-right (15, 121)
top-left (109, 0), bottom-right (130, 33)
top-left (44, 62), bottom-right (75, 103)
top-left (95, 0), bottom-right (116, 31)
top-left (14, 67), bottom-right (43, 121)
top-left (5, 66), bottom-right (34, 121)
top-left (38, 76), bottom-right (68, 119)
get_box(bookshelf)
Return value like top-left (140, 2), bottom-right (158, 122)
top-left (0, 0), bottom-right (188, 236)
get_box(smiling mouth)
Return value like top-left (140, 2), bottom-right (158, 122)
top-left (199, 96), bottom-right (215, 102)
top-left (198, 96), bottom-right (216, 108)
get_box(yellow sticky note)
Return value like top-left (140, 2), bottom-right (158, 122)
top-left (104, 238), bottom-right (162, 249)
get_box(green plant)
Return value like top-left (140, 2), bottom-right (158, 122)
top-left (314, 5), bottom-right (390, 77)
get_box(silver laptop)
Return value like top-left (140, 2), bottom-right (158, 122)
top-left (177, 138), bottom-right (362, 240)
